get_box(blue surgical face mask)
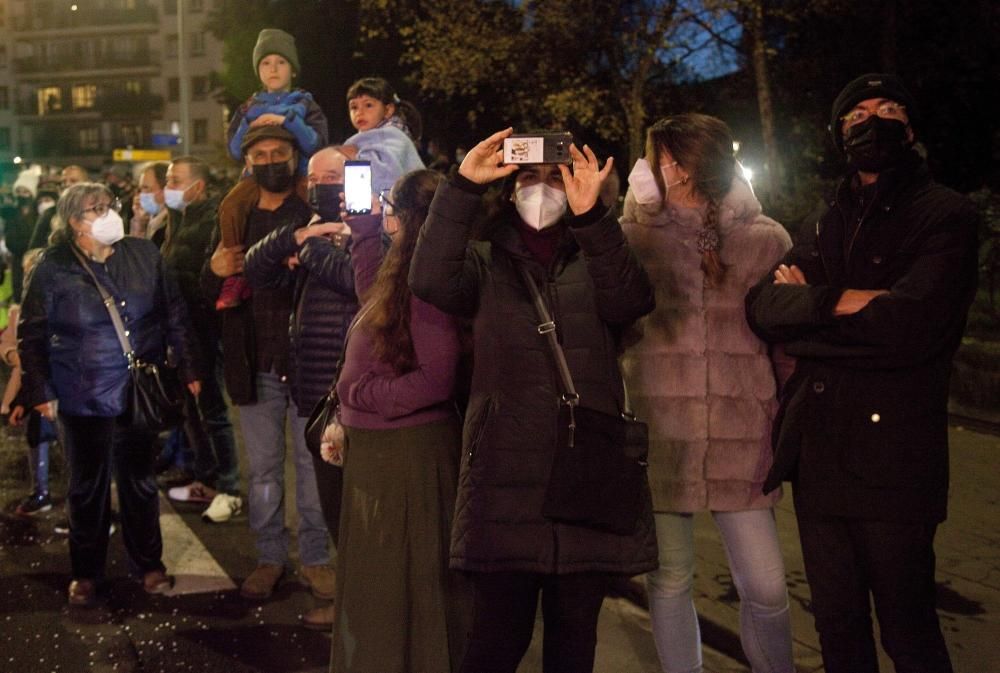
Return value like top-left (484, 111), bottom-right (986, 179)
top-left (140, 192), bottom-right (162, 216)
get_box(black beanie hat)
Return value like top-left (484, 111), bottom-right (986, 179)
top-left (829, 73), bottom-right (917, 152)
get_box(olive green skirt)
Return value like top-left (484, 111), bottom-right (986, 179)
top-left (330, 418), bottom-right (471, 673)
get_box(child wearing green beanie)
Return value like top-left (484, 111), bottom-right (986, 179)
top-left (216, 28), bottom-right (328, 310)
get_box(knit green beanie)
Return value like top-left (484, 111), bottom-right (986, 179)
top-left (252, 28), bottom-right (300, 77)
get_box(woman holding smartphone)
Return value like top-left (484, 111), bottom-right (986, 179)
top-left (409, 128), bottom-right (658, 673)
top-left (330, 169), bottom-right (470, 673)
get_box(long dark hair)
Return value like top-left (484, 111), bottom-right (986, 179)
top-left (366, 169), bottom-right (443, 374)
top-left (646, 114), bottom-right (736, 286)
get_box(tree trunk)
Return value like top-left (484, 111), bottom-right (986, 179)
top-left (748, 1), bottom-right (781, 195)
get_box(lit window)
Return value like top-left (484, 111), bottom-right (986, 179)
top-left (72, 84), bottom-right (98, 110)
top-left (37, 87), bottom-right (62, 115)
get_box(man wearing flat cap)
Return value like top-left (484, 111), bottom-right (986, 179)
top-left (203, 124), bottom-right (334, 603)
top-left (745, 73), bottom-right (979, 672)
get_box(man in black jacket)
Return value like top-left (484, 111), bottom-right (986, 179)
top-left (160, 156), bottom-right (240, 515)
top-left (203, 126), bottom-right (333, 604)
top-left (745, 74), bottom-right (978, 673)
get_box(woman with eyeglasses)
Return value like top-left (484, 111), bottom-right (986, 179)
top-left (18, 183), bottom-right (202, 607)
top-left (327, 169), bottom-right (471, 673)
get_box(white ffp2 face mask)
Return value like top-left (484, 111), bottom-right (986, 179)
top-left (514, 182), bottom-right (568, 230)
top-left (89, 209), bottom-right (125, 246)
top-left (628, 158), bottom-right (662, 205)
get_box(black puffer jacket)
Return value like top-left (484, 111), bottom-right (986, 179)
top-left (19, 238), bottom-right (201, 417)
top-left (409, 177), bottom-right (658, 576)
top-left (244, 217), bottom-right (359, 416)
top-left (162, 197), bottom-right (220, 328)
top-left (745, 153), bottom-right (979, 523)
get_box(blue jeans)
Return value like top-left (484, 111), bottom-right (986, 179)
top-left (647, 510), bottom-right (794, 673)
top-left (238, 371), bottom-right (328, 567)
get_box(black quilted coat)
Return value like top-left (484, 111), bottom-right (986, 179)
top-left (409, 177), bottom-right (658, 576)
top-left (244, 218), bottom-right (358, 416)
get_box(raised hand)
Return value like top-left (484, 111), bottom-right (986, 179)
top-left (558, 144), bottom-right (614, 215)
top-left (459, 128), bottom-right (521, 185)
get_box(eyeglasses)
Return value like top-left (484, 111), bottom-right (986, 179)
top-left (840, 101), bottom-right (907, 128)
top-left (82, 198), bottom-right (122, 218)
top-left (379, 190), bottom-right (397, 219)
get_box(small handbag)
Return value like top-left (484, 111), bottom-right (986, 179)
top-left (519, 265), bottom-right (650, 535)
top-left (72, 246), bottom-right (185, 433)
top-left (304, 303), bottom-right (373, 464)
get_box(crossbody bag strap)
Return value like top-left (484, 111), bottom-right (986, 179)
top-left (70, 245), bottom-right (135, 363)
top-left (517, 264), bottom-right (579, 405)
top-left (517, 262), bottom-right (638, 422)
top-left (517, 264), bottom-right (582, 446)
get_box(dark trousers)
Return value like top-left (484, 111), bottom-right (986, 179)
top-left (797, 515), bottom-right (953, 673)
top-left (182, 337), bottom-right (239, 493)
top-left (458, 571), bottom-right (611, 673)
top-left (61, 413), bottom-right (165, 580)
top-left (311, 454), bottom-right (343, 548)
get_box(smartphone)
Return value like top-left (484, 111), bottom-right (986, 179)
top-left (344, 160), bottom-right (372, 215)
top-left (502, 132), bottom-right (573, 165)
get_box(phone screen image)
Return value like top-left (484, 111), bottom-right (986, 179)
top-left (344, 161), bottom-right (372, 215)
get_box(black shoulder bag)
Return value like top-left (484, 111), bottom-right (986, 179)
top-left (519, 265), bottom-right (649, 536)
top-left (71, 246), bottom-right (185, 433)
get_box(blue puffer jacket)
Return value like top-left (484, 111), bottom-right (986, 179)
top-left (19, 238), bottom-right (202, 417)
top-left (244, 217), bottom-right (359, 416)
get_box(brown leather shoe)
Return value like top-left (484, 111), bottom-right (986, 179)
top-left (299, 564), bottom-right (336, 600)
top-left (142, 570), bottom-right (175, 595)
top-left (240, 564), bottom-right (284, 600)
top-left (68, 579), bottom-right (97, 607)
top-left (301, 602), bottom-right (334, 631)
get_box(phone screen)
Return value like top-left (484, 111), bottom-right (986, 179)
top-left (344, 161), bottom-right (372, 215)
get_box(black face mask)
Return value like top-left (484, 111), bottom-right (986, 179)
top-left (843, 116), bottom-right (911, 173)
top-left (253, 161), bottom-right (295, 193)
top-left (308, 183), bottom-right (344, 222)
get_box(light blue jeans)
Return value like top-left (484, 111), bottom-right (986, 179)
top-left (647, 510), bottom-right (794, 673)
top-left (238, 371), bottom-right (329, 567)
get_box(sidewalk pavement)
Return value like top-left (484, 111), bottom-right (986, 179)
top-left (1, 421), bottom-right (997, 672)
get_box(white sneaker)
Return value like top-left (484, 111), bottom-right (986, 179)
top-left (167, 481), bottom-right (217, 503)
top-left (201, 494), bottom-right (242, 523)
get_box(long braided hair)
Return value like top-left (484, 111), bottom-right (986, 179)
top-left (365, 169), bottom-right (443, 374)
top-left (645, 114), bottom-right (737, 287)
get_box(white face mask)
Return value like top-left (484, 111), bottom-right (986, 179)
top-left (89, 209), bottom-right (125, 246)
top-left (163, 182), bottom-right (195, 211)
top-left (37, 199), bottom-right (56, 216)
top-left (627, 159), bottom-right (662, 205)
top-left (514, 182), bottom-right (567, 231)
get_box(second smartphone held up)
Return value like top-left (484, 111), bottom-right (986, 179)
top-left (344, 160), bottom-right (373, 215)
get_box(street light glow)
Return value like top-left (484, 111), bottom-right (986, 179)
top-left (70, 4), bottom-right (79, 10)
top-left (741, 164), bottom-right (753, 182)
top-left (13, 156), bottom-right (23, 164)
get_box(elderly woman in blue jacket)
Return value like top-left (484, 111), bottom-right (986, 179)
top-left (18, 183), bottom-right (202, 608)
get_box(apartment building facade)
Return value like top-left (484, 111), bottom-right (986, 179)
top-left (0, 0), bottom-right (228, 172)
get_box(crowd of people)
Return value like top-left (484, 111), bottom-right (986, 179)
top-left (0, 22), bottom-right (979, 673)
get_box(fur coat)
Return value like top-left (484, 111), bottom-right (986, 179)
top-left (620, 176), bottom-right (792, 512)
